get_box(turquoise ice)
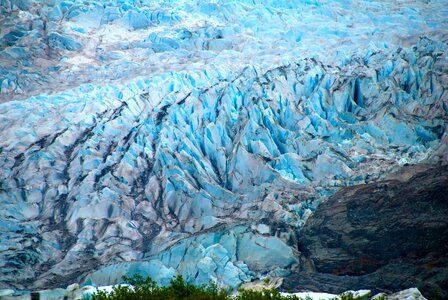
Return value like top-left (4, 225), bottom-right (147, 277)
top-left (0, 0), bottom-right (447, 291)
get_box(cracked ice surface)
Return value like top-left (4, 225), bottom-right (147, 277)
top-left (1, 0), bottom-right (448, 101)
top-left (0, 0), bottom-right (447, 291)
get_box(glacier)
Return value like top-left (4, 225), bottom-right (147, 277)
top-left (0, 0), bottom-right (447, 298)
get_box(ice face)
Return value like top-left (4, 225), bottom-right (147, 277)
top-left (0, 0), bottom-right (447, 291)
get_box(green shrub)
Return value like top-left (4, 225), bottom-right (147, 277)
top-left (330, 291), bottom-right (371, 300)
top-left (235, 288), bottom-right (300, 300)
top-left (85, 274), bottom-right (229, 300)
top-left (84, 274), bottom-right (373, 300)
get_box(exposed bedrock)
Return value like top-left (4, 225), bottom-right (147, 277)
top-left (286, 165), bottom-right (448, 298)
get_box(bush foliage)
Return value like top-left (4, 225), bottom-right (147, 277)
top-left (84, 274), bottom-right (368, 300)
top-left (85, 274), bottom-right (228, 300)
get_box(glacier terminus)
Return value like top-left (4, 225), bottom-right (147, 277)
top-left (0, 0), bottom-right (447, 299)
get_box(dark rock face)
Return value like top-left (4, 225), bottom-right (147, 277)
top-left (286, 165), bottom-right (448, 298)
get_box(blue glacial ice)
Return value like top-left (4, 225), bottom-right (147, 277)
top-left (0, 0), bottom-right (447, 291)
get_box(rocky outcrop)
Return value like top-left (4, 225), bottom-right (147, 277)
top-left (286, 165), bottom-right (448, 298)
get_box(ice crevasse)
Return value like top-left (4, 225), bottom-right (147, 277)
top-left (0, 0), bottom-right (447, 292)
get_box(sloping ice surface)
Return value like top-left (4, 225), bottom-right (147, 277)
top-left (1, 0), bottom-right (448, 102)
top-left (0, 0), bottom-right (447, 291)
